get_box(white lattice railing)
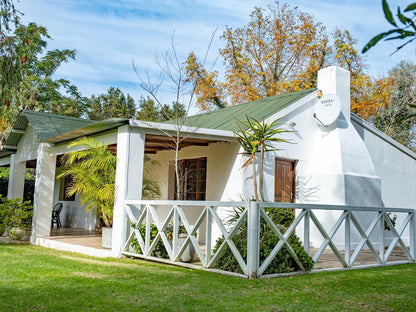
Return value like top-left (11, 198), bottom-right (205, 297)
top-left (121, 200), bottom-right (416, 278)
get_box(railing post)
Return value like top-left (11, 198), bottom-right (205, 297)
top-left (205, 207), bottom-right (212, 267)
top-left (345, 210), bottom-right (350, 267)
top-left (247, 201), bottom-right (260, 278)
top-left (411, 211), bottom-right (416, 262)
top-left (303, 209), bottom-right (310, 254)
top-left (173, 206), bottom-right (179, 260)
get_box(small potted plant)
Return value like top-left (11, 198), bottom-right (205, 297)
top-left (165, 223), bottom-right (196, 262)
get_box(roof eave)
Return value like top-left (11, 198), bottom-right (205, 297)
top-left (130, 120), bottom-right (237, 141)
top-left (42, 118), bottom-right (130, 144)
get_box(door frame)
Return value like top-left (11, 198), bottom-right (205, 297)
top-left (274, 157), bottom-right (297, 203)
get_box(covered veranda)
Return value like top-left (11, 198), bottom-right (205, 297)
top-left (0, 111), bottom-right (236, 257)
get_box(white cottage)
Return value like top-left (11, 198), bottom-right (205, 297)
top-left (1, 66), bottom-right (415, 274)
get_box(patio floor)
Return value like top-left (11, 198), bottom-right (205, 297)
top-left (49, 227), bottom-right (103, 248)
top-left (34, 227), bottom-right (112, 258)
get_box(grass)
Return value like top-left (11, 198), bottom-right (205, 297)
top-left (0, 244), bottom-right (416, 311)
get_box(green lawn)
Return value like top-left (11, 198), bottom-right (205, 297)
top-left (1, 244), bottom-right (415, 311)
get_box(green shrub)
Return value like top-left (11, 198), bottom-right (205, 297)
top-left (0, 195), bottom-right (33, 229)
top-left (213, 208), bottom-right (314, 275)
top-left (266, 207), bottom-right (295, 228)
top-left (130, 222), bottom-right (168, 258)
top-left (0, 168), bottom-right (36, 203)
top-left (0, 196), bottom-right (7, 226)
top-left (130, 221), bottom-right (196, 258)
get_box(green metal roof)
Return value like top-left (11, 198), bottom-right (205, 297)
top-left (168, 89), bottom-right (316, 132)
top-left (1, 110), bottom-right (129, 157)
top-left (2, 111), bottom-right (95, 153)
top-left (43, 118), bottom-right (129, 144)
top-left (23, 110), bottom-right (96, 141)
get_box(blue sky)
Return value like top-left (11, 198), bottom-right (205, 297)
top-left (15, 0), bottom-right (414, 112)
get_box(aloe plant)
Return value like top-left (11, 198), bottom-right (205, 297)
top-left (234, 116), bottom-right (291, 201)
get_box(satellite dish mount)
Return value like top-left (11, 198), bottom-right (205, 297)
top-left (313, 94), bottom-right (341, 128)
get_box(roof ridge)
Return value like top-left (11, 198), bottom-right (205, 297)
top-left (163, 88), bottom-right (316, 132)
top-left (186, 88), bottom-right (316, 119)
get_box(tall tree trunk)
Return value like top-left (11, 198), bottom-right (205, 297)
top-left (175, 132), bottom-right (181, 199)
top-left (259, 146), bottom-right (264, 201)
top-left (252, 156), bottom-right (259, 201)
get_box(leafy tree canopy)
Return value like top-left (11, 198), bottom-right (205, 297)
top-left (185, 1), bottom-right (370, 116)
top-left (362, 0), bottom-right (416, 54)
top-left (0, 22), bottom-right (87, 143)
top-left (135, 96), bottom-right (184, 122)
top-left (136, 96), bottom-right (186, 122)
top-left (86, 86), bottom-right (136, 120)
top-left (371, 60), bottom-right (416, 149)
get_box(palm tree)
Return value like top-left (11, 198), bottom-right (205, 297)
top-left (57, 137), bottom-right (161, 228)
top-left (57, 137), bottom-right (116, 228)
top-left (235, 116), bottom-right (291, 201)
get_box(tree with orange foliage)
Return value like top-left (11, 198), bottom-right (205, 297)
top-left (185, 2), bottom-right (329, 110)
top-left (185, 2), bottom-right (373, 117)
top-left (184, 52), bottom-right (226, 111)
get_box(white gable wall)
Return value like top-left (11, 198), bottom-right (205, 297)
top-left (16, 125), bottom-right (39, 162)
top-left (244, 66), bottom-right (392, 249)
top-left (352, 117), bottom-right (416, 209)
top-left (6, 125), bottom-right (40, 201)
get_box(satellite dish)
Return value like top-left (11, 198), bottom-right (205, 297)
top-left (314, 94), bottom-right (341, 127)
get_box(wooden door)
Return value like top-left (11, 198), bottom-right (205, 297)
top-left (274, 158), bottom-right (296, 203)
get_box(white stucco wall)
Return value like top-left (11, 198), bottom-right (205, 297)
top-left (249, 66), bottom-right (393, 249)
top-left (351, 117), bottom-right (416, 247)
top-left (352, 116), bottom-right (416, 209)
top-left (245, 95), bottom-right (319, 203)
top-left (16, 125), bottom-right (40, 162)
top-left (52, 181), bottom-right (96, 230)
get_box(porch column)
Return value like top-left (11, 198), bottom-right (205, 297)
top-left (7, 154), bottom-right (26, 200)
top-left (112, 125), bottom-right (145, 257)
top-left (31, 143), bottom-right (56, 243)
